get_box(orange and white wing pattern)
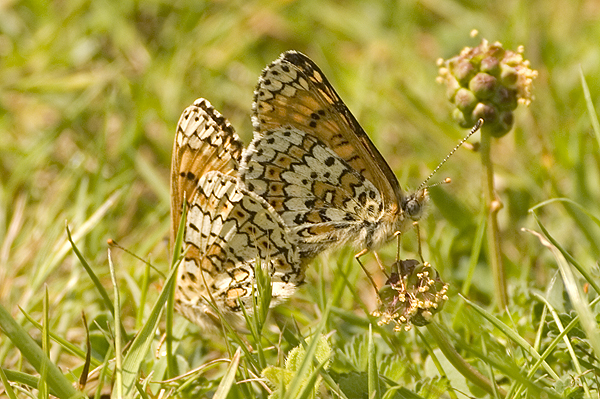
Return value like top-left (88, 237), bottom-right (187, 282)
top-left (171, 98), bottom-right (243, 247)
top-left (240, 51), bottom-right (427, 259)
top-left (171, 98), bottom-right (303, 330)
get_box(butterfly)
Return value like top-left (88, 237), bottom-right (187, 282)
top-left (171, 98), bottom-right (304, 330)
top-left (240, 51), bottom-right (428, 260)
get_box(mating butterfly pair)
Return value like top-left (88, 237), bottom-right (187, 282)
top-left (170, 51), bottom-right (427, 329)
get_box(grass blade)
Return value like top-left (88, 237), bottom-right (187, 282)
top-left (580, 66), bottom-right (600, 147)
top-left (19, 308), bottom-right (102, 368)
top-left (0, 366), bottom-right (18, 399)
top-left (108, 249), bottom-right (123, 398)
top-left (426, 322), bottom-right (503, 397)
top-left (459, 296), bottom-right (559, 380)
top-left (367, 324), bottom-right (381, 399)
top-left (120, 250), bottom-right (181, 395)
top-left (66, 223), bottom-right (129, 341)
top-left (166, 199), bottom-right (187, 379)
top-left (285, 308), bottom-right (331, 398)
top-left (524, 228), bottom-right (600, 362)
top-left (33, 190), bottom-right (121, 290)
top-left (213, 347), bottom-right (241, 399)
top-left (39, 286), bottom-right (50, 399)
top-left (529, 209), bottom-right (600, 295)
top-left (0, 303), bottom-right (83, 398)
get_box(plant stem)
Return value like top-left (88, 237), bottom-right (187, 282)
top-left (426, 323), bottom-right (506, 397)
top-left (479, 129), bottom-right (507, 309)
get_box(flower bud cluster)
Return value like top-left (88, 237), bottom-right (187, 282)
top-left (437, 39), bottom-right (537, 137)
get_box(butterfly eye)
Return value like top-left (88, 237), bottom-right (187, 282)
top-left (404, 197), bottom-right (422, 220)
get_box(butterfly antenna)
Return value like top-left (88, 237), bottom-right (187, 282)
top-left (417, 118), bottom-right (483, 191)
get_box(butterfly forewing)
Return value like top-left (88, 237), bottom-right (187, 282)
top-left (252, 51), bottom-right (404, 210)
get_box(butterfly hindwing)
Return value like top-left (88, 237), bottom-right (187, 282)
top-left (171, 98), bottom-right (303, 330)
top-left (176, 172), bottom-right (303, 329)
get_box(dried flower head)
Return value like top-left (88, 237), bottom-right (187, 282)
top-left (373, 259), bottom-right (449, 331)
top-left (437, 39), bottom-right (537, 137)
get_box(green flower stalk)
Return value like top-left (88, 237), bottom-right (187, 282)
top-left (437, 38), bottom-right (537, 308)
top-left (373, 259), bottom-right (449, 331)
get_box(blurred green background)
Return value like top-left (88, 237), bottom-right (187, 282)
top-left (1, 0), bottom-right (600, 393)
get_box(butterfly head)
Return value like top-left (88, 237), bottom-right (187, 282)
top-left (403, 119), bottom-right (483, 223)
top-left (402, 188), bottom-right (428, 221)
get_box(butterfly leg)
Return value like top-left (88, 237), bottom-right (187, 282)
top-left (393, 231), bottom-right (402, 262)
top-left (388, 232), bottom-right (409, 292)
top-left (354, 249), bottom-right (382, 298)
top-left (155, 332), bottom-right (167, 358)
top-left (355, 249), bottom-right (395, 309)
top-left (413, 222), bottom-right (425, 264)
top-left (372, 251), bottom-right (391, 280)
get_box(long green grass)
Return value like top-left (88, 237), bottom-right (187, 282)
top-left (1, 0), bottom-right (600, 397)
